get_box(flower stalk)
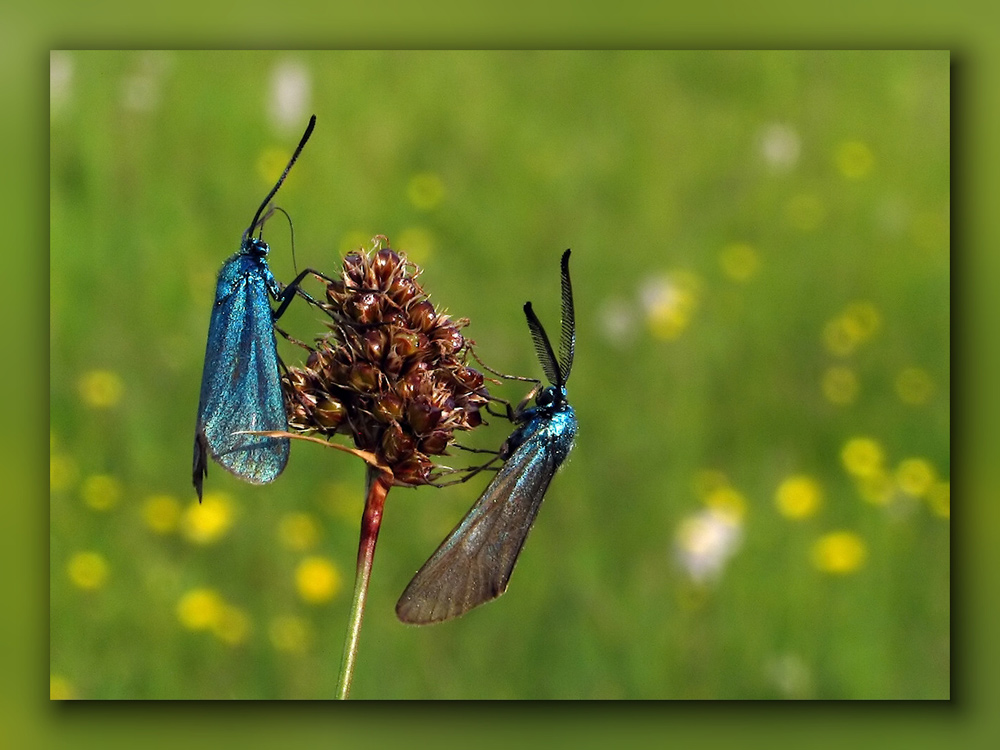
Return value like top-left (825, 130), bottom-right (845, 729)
top-left (279, 237), bottom-right (494, 698)
top-left (337, 465), bottom-right (393, 699)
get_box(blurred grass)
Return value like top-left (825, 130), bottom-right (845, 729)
top-left (49, 50), bottom-right (949, 699)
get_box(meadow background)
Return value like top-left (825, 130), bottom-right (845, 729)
top-left (49, 50), bottom-right (950, 700)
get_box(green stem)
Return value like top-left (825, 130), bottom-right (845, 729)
top-left (336, 466), bottom-right (392, 699)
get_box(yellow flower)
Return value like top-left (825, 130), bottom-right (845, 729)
top-left (811, 531), bottom-right (867, 574)
top-left (67, 551), bottom-right (109, 590)
top-left (835, 140), bottom-right (874, 179)
top-left (407, 172), bottom-right (446, 211)
top-left (278, 512), bottom-right (321, 551)
top-left (142, 494), bottom-right (181, 534)
top-left (822, 365), bottom-right (859, 405)
top-left (719, 242), bottom-right (759, 283)
top-left (269, 614), bottom-right (313, 654)
top-left (775, 475), bottom-right (823, 519)
top-left (896, 458), bottom-right (936, 497)
top-left (784, 193), bottom-right (825, 232)
top-left (822, 302), bottom-right (880, 357)
top-left (295, 556), bottom-right (342, 604)
top-left (50, 674), bottom-right (76, 700)
top-left (176, 588), bottom-right (224, 630)
top-left (181, 493), bottom-right (235, 544)
top-left (704, 486), bottom-right (747, 522)
top-left (50, 453), bottom-right (79, 492)
top-left (841, 437), bottom-right (885, 479)
top-left (895, 367), bottom-right (934, 405)
top-left (397, 225), bottom-right (434, 264)
top-left (856, 468), bottom-right (895, 506)
top-left (642, 271), bottom-right (700, 340)
top-left (78, 369), bottom-right (123, 408)
top-left (926, 481), bottom-right (950, 518)
top-left (212, 604), bottom-right (251, 646)
top-left (81, 474), bottom-right (122, 511)
top-left (822, 317), bottom-right (859, 357)
top-left (843, 301), bottom-right (881, 341)
top-left (692, 469), bottom-right (731, 501)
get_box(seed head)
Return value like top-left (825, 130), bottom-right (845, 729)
top-left (283, 239), bottom-right (491, 486)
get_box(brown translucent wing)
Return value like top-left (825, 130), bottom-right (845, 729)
top-left (396, 440), bottom-right (558, 624)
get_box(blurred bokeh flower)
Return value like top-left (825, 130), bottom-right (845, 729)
top-left (212, 604), bottom-right (252, 646)
top-left (50, 452), bottom-right (79, 492)
top-left (926, 481), bottom-right (950, 518)
top-left (295, 556), bottom-right (343, 604)
top-left (181, 493), bottom-right (235, 544)
top-left (775, 475), bottom-right (823, 519)
top-left (81, 474), bottom-right (122, 512)
top-left (640, 271), bottom-right (700, 340)
top-left (597, 297), bottom-right (638, 349)
top-left (269, 59), bottom-right (312, 134)
top-left (176, 588), bottom-right (225, 631)
top-left (835, 140), bottom-right (875, 179)
top-left (142, 494), bottom-right (182, 534)
top-left (856, 468), bottom-right (895, 506)
top-left (896, 458), bottom-right (936, 498)
top-left (822, 365), bottom-right (859, 405)
top-left (78, 369), bottom-right (123, 408)
top-left (704, 485), bottom-right (748, 522)
top-left (67, 551), bottom-right (110, 591)
top-left (764, 653), bottom-right (814, 699)
top-left (758, 122), bottom-right (801, 172)
top-left (841, 436), bottom-right (885, 479)
top-left (121, 51), bottom-right (173, 113)
top-left (675, 506), bottom-right (743, 585)
top-left (823, 301), bottom-right (881, 357)
top-left (895, 366), bottom-right (934, 405)
top-left (811, 531), bottom-right (867, 574)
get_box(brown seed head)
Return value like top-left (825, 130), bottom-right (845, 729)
top-left (283, 239), bottom-right (490, 486)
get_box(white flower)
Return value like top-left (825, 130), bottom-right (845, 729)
top-left (269, 60), bottom-right (312, 134)
top-left (674, 507), bottom-right (743, 584)
top-left (757, 122), bottom-right (801, 172)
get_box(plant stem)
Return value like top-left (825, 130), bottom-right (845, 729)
top-left (336, 465), bottom-right (392, 699)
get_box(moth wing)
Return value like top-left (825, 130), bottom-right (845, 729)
top-left (396, 436), bottom-right (558, 624)
top-left (194, 266), bottom-right (289, 496)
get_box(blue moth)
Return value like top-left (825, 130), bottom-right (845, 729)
top-left (397, 249), bottom-right (578, 624)
top-left (193, 116), bottom-right (317, 500)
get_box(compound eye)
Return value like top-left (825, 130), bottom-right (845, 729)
top-left (248, 238), bottom-right (269, 257)
top-left (535, 386), bottom-right (556, 408)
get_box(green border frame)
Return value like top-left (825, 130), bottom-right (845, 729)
top-left (14, 0), bottom-right (989, 746)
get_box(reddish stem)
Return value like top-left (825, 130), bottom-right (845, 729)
top-left (336, 466), bottom-right (393, 699)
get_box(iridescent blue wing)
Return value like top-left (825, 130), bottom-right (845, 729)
top-left (192, 116), bottom-right (316, 500)
top-left (193, 254), bottom-right (289, 499)
top-left (396, 429), bottom-right (559, 624)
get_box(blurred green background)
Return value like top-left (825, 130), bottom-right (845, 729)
top-left (50, 50), bottom-right (949, 700)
